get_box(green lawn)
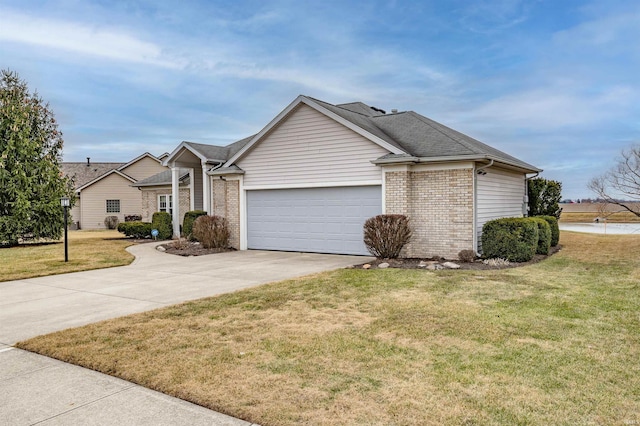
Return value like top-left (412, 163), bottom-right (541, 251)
top-left (17, 232), bottom-right (640, 425)
top-left (1, 230), bottom-right (135, 282)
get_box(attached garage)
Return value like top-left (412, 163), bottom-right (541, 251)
top-left (247, 186), bottom-right (382, 255)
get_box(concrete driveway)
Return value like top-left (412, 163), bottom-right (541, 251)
top-left (0, 243), bottom-right (370, 425)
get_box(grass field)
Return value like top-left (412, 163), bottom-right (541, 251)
top-left (560, 211), bottom-right (640, 223)
top-left (0, 230), bottom-right (135, 282)
top-left (18, 232), bottom-right (640, 425)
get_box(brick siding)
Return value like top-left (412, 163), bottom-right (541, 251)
top-left (141, 187), bottom-right (189, 225)
top-left (385, 168), bottom-right (474, 259)
top-left (211, 178), bottom-right (241, 249)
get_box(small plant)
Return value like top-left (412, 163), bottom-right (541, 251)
top-left (170, 237), bottom-right (190, 250)
top-left (458, 249), bottom-right (476, 263)
top-left (125, 215), bottom-right (142, 222)
top-left (363, 214), bottom-right (412, 259)
top-left (104, 216), bottom-right (119, 229)
top-left (192, 215), bottom-right (230, 249)
top-left (152, 212), bottom-right (173, 240)
top-left (483, 258), bottom-right (511, 267)
top-left (182, 210), bottom-right (208, 240)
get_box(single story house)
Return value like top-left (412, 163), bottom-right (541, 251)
top-left (62, 153), bottom-right (168, 229)
top-left (153, 95), bottom-right (541, 258)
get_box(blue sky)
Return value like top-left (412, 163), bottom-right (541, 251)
top-left (1, 0), bottom-right (638, 199)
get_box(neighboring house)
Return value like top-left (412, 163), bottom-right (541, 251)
top-left (62, 153), bottom-right (168, 229)
top-left (156, 95), bottom-right (541, 257)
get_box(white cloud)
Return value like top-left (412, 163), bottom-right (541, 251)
top-left (464, 85), bottom-right (636, 131)
top-left (0, 9), bottom-right (180, 68)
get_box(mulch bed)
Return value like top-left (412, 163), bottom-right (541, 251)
top-left (156, 238), bottom-right (562, 270)
top-left (158, 240), bottom-right (235, 257)
top-left (351, 245), bottom-right (563, 270)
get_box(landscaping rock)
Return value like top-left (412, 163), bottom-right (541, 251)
top-left (442, 261), bottom-right (461, 269)
top-left (363, 263), bottom-right (371, 269)
top-left (378, 262), bottom-right (390, 269)
top-left (156, 245), bottom-right (166, 252)
top-left (426, 264), bottom-right (444, 270)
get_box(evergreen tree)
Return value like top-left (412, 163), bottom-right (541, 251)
top-left (528, 177), bottom-right (562, 218)
top-left (0, 69), bottom-right (74, 246)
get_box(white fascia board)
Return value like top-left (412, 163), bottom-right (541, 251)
top-left (162, 141), bottom-right (208, 167)
top-left (76, 169), bottom-right (136, 191)
top-left (301, 97), bottom-right (405, 155)
top-left (117, 152), bottom-right (161, 172)
top-left (225, 95), bottom-right (307, 166)
top-left (225, 95), bottom-right (406, 166)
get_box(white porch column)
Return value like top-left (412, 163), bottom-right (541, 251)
top-left (202, 164), bottom-right (210, 214)
top-left (171, 166), bottom-right (180, 237)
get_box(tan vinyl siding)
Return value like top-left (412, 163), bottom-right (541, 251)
top-left (237, 104), bottom-right (389, 186)
top-left (476, 167), bottom-right (526, 250)
top-left (193, 168), bottom-right (203, 210)
top-left (120, 156), bottom-right (167, 181)
top-left (80, 173), bottom-right (142, 229)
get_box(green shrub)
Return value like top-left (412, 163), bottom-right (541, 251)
top-left (182, 210), bottom-right (208, 240)
top-left (482, 218), bottom-right (538, 262)
top-left (363, 214), bottom-right (412, 258)
top-left (192, 215), bottom-right (230, 249)
top-left (539, 215), bottom-right (560, 246)
top-left (117, 221), bottom-right (152, 238)
top-left (530, 217), bottom-right (551, 255)
top-left (152, 212), bottom-right (173, 240)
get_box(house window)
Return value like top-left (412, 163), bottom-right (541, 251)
top-left (106, 199), bottom-right (120, 213)
top-left (158, 194), bottom-right (173, 215)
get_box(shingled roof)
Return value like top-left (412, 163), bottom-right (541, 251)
top-left (165, 96), bottom-right (540, 174)
top-left (61, 162), bottom-right (125, 189)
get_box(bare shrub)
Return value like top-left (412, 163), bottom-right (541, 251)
top-left (458, 249), bottom-right (476, 263)
top-left (192, 215), bottom-right (230, 249)
top-left (104, 216), bottom-right (119, 229)
top-left (363, 214), bottom-right (412, 259)
top-left (170, 237), bottom-right (190, 250)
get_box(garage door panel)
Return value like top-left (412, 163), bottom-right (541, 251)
top-left (247, 186), bottom-right (381, 255)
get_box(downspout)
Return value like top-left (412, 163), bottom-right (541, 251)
top-left (206, 161), bottom-right (225, 213)
top-left (474, 159), bottom-right (494, 254)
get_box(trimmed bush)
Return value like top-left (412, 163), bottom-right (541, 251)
top-left (117, 221), bottom-right (152, 238)
top-left (530, 217), bottom-right (552, 255)
top-left (182, 210), bottom-right (208, 240)
top-left (104, 216), bottom-right (119, 229)
top-left (482, 218), bottom-right (538, 262)
top-left (125, 215), bottom-right (142, 222)
top-left (192, 215), bottom-right (230, 249)
top-left (152, 212), bottom-right (173, 240)
top-left (363, 214), bottom-right (412, 259)
top-left (539, 215), bottom-right (560, 246)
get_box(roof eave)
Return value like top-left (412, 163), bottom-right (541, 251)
top-left (373, 154), bottom-right (542, 173)
top-left (207, 169), bottom-right (246, 176)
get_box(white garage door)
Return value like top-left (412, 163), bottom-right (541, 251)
top-left (247, 186), bottom-right (382, 255)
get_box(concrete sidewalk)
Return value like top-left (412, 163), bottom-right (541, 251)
top-left (0, 244), bottom-right (370, 425)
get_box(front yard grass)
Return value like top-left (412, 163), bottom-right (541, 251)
top-left (18, 232), bottom-right (640, 425)
top-left (1, 230), bottom-right (135, 282)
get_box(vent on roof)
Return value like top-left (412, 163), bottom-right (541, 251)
top-left (391, 109), bottom-right (398, 114)
top-left (86, 157), bottom-right (91, 167)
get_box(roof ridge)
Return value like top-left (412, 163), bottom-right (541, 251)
top-left (304, 96), bottom-right (374, 118)
top-left (404, 111), bottom-right (484, 155)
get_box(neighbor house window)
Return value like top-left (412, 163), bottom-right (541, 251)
top-left (106, 199), bottom-right (120, 213)
top-left (158, 194), bottom-right (173, 215)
